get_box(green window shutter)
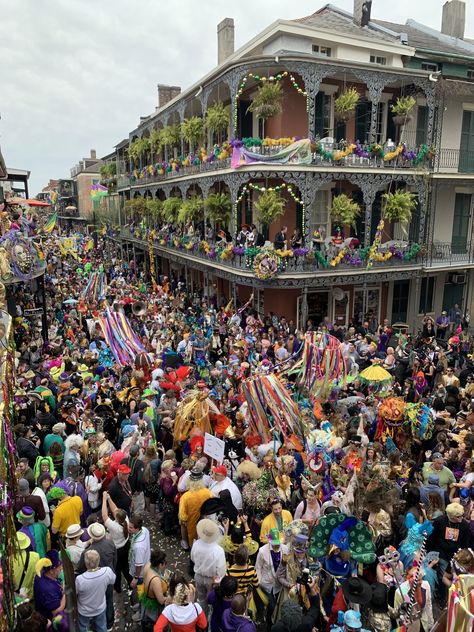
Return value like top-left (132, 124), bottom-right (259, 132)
top-left (415, 106), bottom-right (428, 146)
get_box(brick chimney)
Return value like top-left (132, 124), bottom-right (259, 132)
top-left (90, 149), bottom-right (96, 160)
top-left (217, 18), bottom-right (235, 65)
top-left (353, 0), bottom-right (372, 27)
top-left (441, 0), bottom-right (465, 39)
top-left (157, 85), bottom-right (182, 108)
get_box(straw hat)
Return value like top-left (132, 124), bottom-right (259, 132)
top-left (196, 519), bottom-right (221, 543)
top-left (66, 524), bottom-right (84, 539)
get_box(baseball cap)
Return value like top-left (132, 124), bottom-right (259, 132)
top-left (268, 528), bottom-right (281, 545)
top-left (212, 465), bottom-right (227, 477)
top-left (117, 464), bottom-right (131, 474)
top-left (344, 610), bottom-right (362, 629)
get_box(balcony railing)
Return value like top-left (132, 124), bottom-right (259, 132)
top-left (120, 227), bottom-right (423, 276)
top-left (425, 242), bottom-right (474, 266)
top-left (436, 149), bottom-right (474, 174)
top-left (117, 140), bottom-right (432, 189)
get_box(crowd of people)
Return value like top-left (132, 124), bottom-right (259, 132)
top-left (6, 217), bottom-right (474, 632)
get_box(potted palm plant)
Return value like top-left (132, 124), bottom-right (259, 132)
top-left (391, 96), bottom-right (416, 126)
top-left (334, 87), bottom-right (360, 122)
top-left (331, 194), bottom-right (361, 229)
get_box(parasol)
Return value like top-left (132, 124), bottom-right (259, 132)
top-left (359, 365), bottom-right (393, 386)
top-left (8, 197), bottom-right (50, 207)
top-left (63, 298), bottom-right (78, 305)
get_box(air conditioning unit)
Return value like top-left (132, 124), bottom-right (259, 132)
top-left (449, 273), bottom-right (467, 284)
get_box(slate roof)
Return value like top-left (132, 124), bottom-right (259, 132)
top-left (293, 5), bottom-right (399, 44)
top-left (374, 19), bottom-right (474, 58)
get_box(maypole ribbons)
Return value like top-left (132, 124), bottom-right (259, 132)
top-left (242, 373), bottom-right (303, 443)
top-left (293, 332), bottom-right (346, 401)
top-left (98, 308), bottom-right (146, 367)
top-left (81, 271), bottom-right (107, 304)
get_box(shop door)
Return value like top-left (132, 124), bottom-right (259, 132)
top-left (442, 282), bottom-right (464, 312)
top-left (391, 280), bottom-right (410, 323)
top-left (333, 291), bottom-right (350, 327)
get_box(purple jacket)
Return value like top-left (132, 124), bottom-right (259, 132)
top-left (222, 610), bottom-right (257, 632)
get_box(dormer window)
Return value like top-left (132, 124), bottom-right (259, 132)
top-left (370, 55), bottom-right (386, 66)
top-left (312, 44), bottom-right (332, 57)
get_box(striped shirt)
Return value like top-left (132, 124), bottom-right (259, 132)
top-left (227, 564), bottom-right (259, 594)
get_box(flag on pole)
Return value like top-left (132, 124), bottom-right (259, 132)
top-left (43, 212), bottom-right (58, 233)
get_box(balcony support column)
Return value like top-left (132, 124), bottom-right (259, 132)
top-left (359, 183), bottom-right (378, 249)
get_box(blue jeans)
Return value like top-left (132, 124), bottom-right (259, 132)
top-left (78, 609), bottom-right (107, 632)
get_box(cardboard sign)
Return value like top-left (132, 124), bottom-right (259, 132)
top-left (204, 432), bottom-right (225, 464)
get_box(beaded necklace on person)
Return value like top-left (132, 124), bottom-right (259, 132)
top-left (129, 528), bottom-right (143, 563)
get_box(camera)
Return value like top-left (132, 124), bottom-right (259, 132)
top-left (297, 568), bottom-right (310, 586)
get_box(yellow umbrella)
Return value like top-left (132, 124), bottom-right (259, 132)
top-left (359, 364), bottom-right (393, 386)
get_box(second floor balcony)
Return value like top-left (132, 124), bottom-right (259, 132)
top-left (119, 226), bottom-right (423, 279)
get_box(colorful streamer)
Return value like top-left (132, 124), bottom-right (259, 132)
top-left (242, 373), bottom-right (303, 443)
top-left (98, 308), bottom-right (146, 367)
top-left (81, 271), bottom-right (106, 304)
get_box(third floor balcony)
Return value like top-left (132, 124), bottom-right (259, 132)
top-left (117, 137), bottom-right (434, 190)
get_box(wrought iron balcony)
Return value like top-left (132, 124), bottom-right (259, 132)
top-left (117, 140), bottom-right (432, 190)
top-left (425, 242), bottom-right (474, 267)
top-left (437, 149), bottom-right (474, 174)
top-left (120, 227), bottom-right (423, 276)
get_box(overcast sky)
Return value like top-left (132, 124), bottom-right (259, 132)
top-left (1, 0), bottom-right (473, 195)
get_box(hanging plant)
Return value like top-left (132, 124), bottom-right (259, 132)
top-left (391, 96), bottom-right (416, 125)
top-left (248, 81), bottom-right (283, 122)
top-left (125, 197), bottom-right (147, 214)
top-left (206, 102), bottom-right (230, 137)
top-left (161, 124), bottom-right (181, 149)
top-left (181, 117), bottom-right (204, 152)
top-left (334, 87), bottom-right (360, 120)
top-left (382, 190), bottom-right (417, 225)
top-left (161, 196), bottom-right (182, 223)
top-left (178, 196), bottom-right (204, 224)
top-left (150, 129), bottom-right (163, 155)
top-left (254, 190), bottom-right (285, 226)
top-left (145, 199), bottom-right (162, 224)
top-left (204, 192), bottom-right (232, 225)
top-left (331, 193), bottom-right (361, 228)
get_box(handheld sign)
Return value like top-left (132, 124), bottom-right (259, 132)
top-left (204, 433), bottom-right (225, 464)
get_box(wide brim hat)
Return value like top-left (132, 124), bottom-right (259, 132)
top-left (196, 518), bottom-right (221, 543)
top-left (17, 531), bottom-right (31, 550)
top-left (222, 534), bottom-right (260, 556)
top-left (308, 513), bottom-right (375, 564)
top-left (369, 582), bottom-right (389, 612)
top-left (342, 576), bottom-right (372, 605)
